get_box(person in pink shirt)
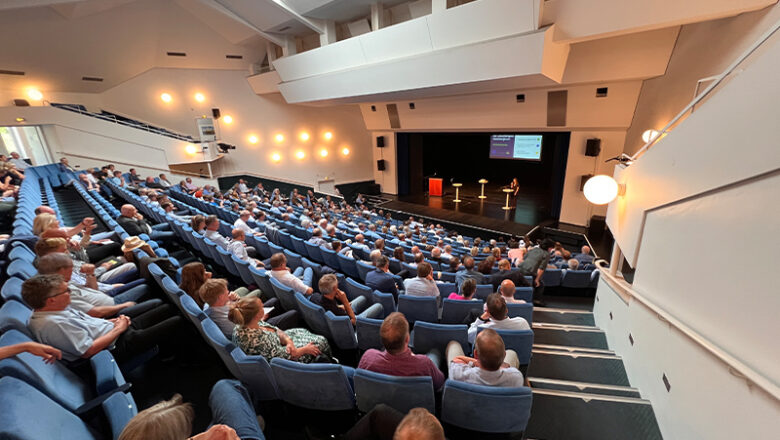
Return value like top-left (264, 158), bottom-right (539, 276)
top-left (448, 278), bottom-right (478, 301)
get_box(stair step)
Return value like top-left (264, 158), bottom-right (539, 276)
top-left (533, 343), bottom-right (614, 356)
top-left (528, 377), bottom-right (641, 398)
top-left (527, 349), bottom-right (630, 386)
top-left (527, 389), bottom-right (662, 440)
top-left (534, 307), bottom-right (595, 326)
top-left (532, 323), bottom-right (609, 349)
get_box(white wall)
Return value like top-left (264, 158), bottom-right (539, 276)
top-left (371, 131), bottom-right (397, 194)
top-left (594, 279), bottom-right (780, 440)
top-left (94, 68), bottom-right (374, 187)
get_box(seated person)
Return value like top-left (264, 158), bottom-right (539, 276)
top-left (468, 293), bottom-right (530, 344)
top-left (343, 406), bottom-right (444, 440)
top-left (567, 258), bottom-right (580, 270)
top-left (228, 229), bottom-right (264, 267)
top-left (310, 274), bottom-right (383, 325)
top-left (23, 274), bottom-right (183, 362)
top-left (36, 233), bottom-right (138, 285)
top-left (229, 297), bottom-right (330, 363)
top-left (574, 245), bottom-right (594, 265)
top-left (447, 328), bottom-right (524, 387)
top-left (36, 253), bottom-right (149, 318)
top-left (402, 262), bottom-right (440, 299)
top-left (179, 262), bottom-right (260, 308)
top-left (365, 256), bottom-right (400, 300)
top-left (357, 312), bottom-right (445, 391)
top-left (160, 202), bottom-right (191, 223)
top-left (234, 210), bottom-right (262, 237)
top-left (455, 256), bottom-right (483, 288)
top-left (448, 278), bottom-right (478, 301)
top-left (307, 228), bottom-right (328, 247)
top-left (498, 279), bottom-right (525, 304)
top-left (190, 215), bottom-right (206, 234)
top-left (488, 259), bottom-right (531, 292)
top-left (268, 253), bottom-right (313, 295)
top-left (200, 279), bottom-right (298, 337)
top-left (117, 204), bottom-right (174, 242)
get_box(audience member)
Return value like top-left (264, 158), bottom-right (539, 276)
top-left (365, 256), bottom-right (400, 300)
top-left (358, 312), bottom-right (445, 390)
top-left (117, 204), bottom-right (175, 242)
top-left (488, 259), bottom-right (531, 291)
top-left (268, 253), bottom-right (313, 295)
top-left (455, 255), bottom-right (483, 287)
top-left (516, 238), bottom-right (555, 306)
top-left (311, 274), bottom-right (383, 324)
top-left (179, 262), bottom-right (212, 308)
top-left (448, 278), bottom-right (478, 301)
top-left (402, 262), bottom-right (439, 299)
top-left (467, 293), bottom-right (530, 344)
top-left (447, 328), bottom-right (524, 387)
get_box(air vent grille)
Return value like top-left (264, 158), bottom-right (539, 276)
top-left (82, 76), bottom-right (104, 82)
top-left (226, 54), bottom-right (243, 59)
top-left (166, 51), bottom-right (187, 57)
top-left (0, 69), bottom-right (25, 76)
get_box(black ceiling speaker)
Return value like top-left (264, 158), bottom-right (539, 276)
top-left (585, 138), bottom-right (601, 157)
top-left (212, 108), bottom-right (221, 119)
top-left (13, 99), bottom-right (30, 107)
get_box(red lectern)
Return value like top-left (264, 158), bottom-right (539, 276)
top-left (429, 178), bottom-right (443, 196)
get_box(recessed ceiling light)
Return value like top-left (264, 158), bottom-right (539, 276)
top-left (160, 93), bottom-right (172, 103)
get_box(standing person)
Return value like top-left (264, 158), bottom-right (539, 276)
top-left (509, 177), bottom-right (520, 197)
top-left (516, 238), bottom-right (555, 306)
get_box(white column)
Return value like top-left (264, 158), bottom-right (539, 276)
top-left (370, 2), bottom-right (385, 31)
top-left (319, 20), bottom-right (337, 46)
top-left (431, 0), bottom-right (447, 13)
top-left (281, 36), bottom-right (297, 57)
top-left (266, 41), bottom-right (278, 66)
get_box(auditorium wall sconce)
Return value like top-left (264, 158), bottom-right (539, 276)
top-left (583, 175), bottom-right (625, 205)
top-left (642, 129), bottom-right (661, 143)
top-left (271, 153), bottom-right (282, 162)
top-left (194, 92), bottom-right (206, 103)
top-left (248, 135), bottom-right (259, 144)
top-left (160, 93), bottom-right (172, 103)
top-left (27, 88), bottom-right (43, 101)
top-left (222, 115), bottom-right (233, 124)
top-left (184, 144), bottom-right (198, 155)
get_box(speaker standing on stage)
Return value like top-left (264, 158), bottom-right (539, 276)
top-left (510, 178), bottom-right (520, 197)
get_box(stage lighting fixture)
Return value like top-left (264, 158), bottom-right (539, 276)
top-left (583, 175), bottom-right (625, 205)
top-left (217, 142), bottom-right (237, 153)
top-left (27, 89), bottom-right (43, 101)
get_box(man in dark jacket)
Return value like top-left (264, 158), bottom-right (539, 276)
top-left (117, 204), bottom-right (174, 242)
top-left (365, 256), bottom-right (401, 301)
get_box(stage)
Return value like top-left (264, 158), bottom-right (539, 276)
top-left (376, 182), bottom-right (557, 238)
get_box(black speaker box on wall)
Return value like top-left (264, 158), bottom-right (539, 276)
top-left (377, 136), bottom-right (385, 148)
top-left (377, 160), bottom-right (386, 171)
top-left (580, 174), bottom-right (593, 191)
top-left (585, 138), bottom-right (601, 156)
top-left (13, 99), bottom-right (30, 107)
top-left (212, 108), bottom-right (221, 119)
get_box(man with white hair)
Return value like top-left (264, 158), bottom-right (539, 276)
top-left (234, 211), bottom-right (262, 237)
top-left (574, 245), bottom-right (594, 265)
top-left (8, 151), bottom-right (30, 170)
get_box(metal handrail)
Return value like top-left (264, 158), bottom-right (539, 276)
top-left (595, 260), bottom-right (780, 401)
top-left (630, 17), bottom-right (780, 161)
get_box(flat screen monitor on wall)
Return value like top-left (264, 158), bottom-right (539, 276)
top-left (489, 134), bottom-right (543, 161)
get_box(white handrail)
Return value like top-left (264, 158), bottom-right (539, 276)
top-left (631, 17), bottom-right (780, 161)
top-left (595, 260), bottom-right (780, 401)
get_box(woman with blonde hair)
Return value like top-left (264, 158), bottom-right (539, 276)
top-left (180, 262), bottom-right (261, 309)
top-left (118, 379), bottom-right (264, 440)
top-left (229, 296), bottom-right (331, 363)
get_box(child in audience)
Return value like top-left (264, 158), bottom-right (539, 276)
top-left (201, 279), bottom-right (296, 338)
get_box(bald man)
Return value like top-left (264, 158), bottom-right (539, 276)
top-left (117, 204), bottom-right (174, 242)
top-left (499, 279), bottom-right (526, 304)
top-left (575, 245), bottom-right (594, 265)
top-left (446, 328), bottom-right (524, 387)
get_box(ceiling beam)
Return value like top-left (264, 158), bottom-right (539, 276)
top-left (266, 0), bottom-right (325, 34)
top-left (199, 0), bottom-right (287, 46)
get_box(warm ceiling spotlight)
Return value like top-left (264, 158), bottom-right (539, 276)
top-left (194, 93), bottom-right (205, 102)
top-left (185, 144), bottom-right (198, 155)
top-left (341, 147), bottom-right (350, 156)
top-left (295, 151), bottom-right (305, 159)
top-left (300, 132), bottom-right (310, 141)
top-left (248, 135), bottom-right (258, 144)
top-left (27, 89), bottom-right (43, 101)
top-left (319, 149), bottom-right (328, 157)
top-left (641, 129), bottom-right (661, 143)
top-left (324, 132), bottom-right (333, 140)
top-left (271, 153), bottom-right (281, 162)
top-left (583, 175), bottom-right (625, 205)
top-left (223, 115), bottom-right (233, 124)
top-left (275, 134), bottom-right (284, 142)
top-left (15, 117), bottom-right (26, 122)
top-left (160, 93), bottom-right (172, 103)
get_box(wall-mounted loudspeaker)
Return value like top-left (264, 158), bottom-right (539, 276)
top-left (580, 174), bottom-right (593, 191)
top-left (212, 108), bottom-right (221, 119)
top-left (585, 138), bottom-right (601, 156)
top-left (13, 99), bottom-right (30, 107)
top-left (377, 136), bottom-right (385, 148)
top-left (377, 160), bottom-right (386, 171)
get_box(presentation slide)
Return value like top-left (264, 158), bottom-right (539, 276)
top-left (489, 134), bottom-right (543, 160)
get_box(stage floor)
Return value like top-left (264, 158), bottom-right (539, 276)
top-left (377, 183), bottom-right (556, 237)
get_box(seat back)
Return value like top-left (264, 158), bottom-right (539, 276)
top-left (514, 287), bottom-right (533, 302)
top-left (441, 379), bottom-right (532, 434)
top-left (441, 299), bottom-right (484, 324)
top-left (0, 330), bottom-right (91, 413)
top-left (0, 300), bottom-right (33, 337)
top-left (371, 290), bottom-right (396, 318)
top-left (294, 292), bottom-right (330, 337)
top-left (410, 321), bottom-right (469, 356)
top-left (290, 235), bottom-right (308, 257)
top-left (0, 377), bottom-right (101, 440)
top-left (355, 316), bottom-right (384, 352)
top-left (345, 277), bottom-right (372, 303)
top-left (325, 311), bottom-right (358, 350)
top-left (474, 284), bottom-right (495, 300)
top-left (249, 266), bottom-right (276, 299)
top-left (304, 242), bottom-right (324, 263)
top-left (356, 260), bottom-right (374, 282)
top-left (542, 269), bottom-right (563, 287)
top-left (160, 275), bottom-right (184, 308)
top-left (255, 236), bottom-right (273, 259)
top-left (283, 249), bottom-right (303, 270)
top-left (101, 391), bottom-right (138, 440)
top-left (320, 247), bottom-right (340, 269)
top-left (401, 262), bottom-right (418, 277)
top-left (7, 259), bottom-right (37, 280)
top-left (337, 253), bottom-right (360, 279)
top-left (478, 327), bottom-right (534, 366)
top-left (354, 369), bottom-right (435, 414)
top-left (507, 303), bottom-right (533, 324)
top-left (561, 270), bottom-right (593, 288)
top-left (231, 255), bottom-right (255, 286)
top-left (270, 358), bottom-right (356, 411)
top-left (216, 246), bottom-right (240, 276)
top-left (1, 277), bottom-right (25, 304)
top-left (436, 282), bottom-right (456, 301)
top-left (269, 277), bottom-right (298, 312)
top-left (397, 294), bottom-right (438, 325)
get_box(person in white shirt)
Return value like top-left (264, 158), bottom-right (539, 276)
top-left (228, 229), bottom-right (264, 267)
top-left (499, 279), bottom-right (526, 304)
top-left (203, 215), bottom-right (231, 249)
top-left (8, 151), bottom-right (30, 170)
top-left (161, 202), bottom-right (191, 223)
top-left (157, 174), bottom-right (172, 187)
top-left (468, 293), bottom-right (530, 344)
top-left (446, 328), bottom-right (524, 388)
top-left (237, 179), bottom-right (250, 193)
top-left (268, 253), bottom-right (313, 295)
top-left (403, 262), bottom-right (440, 299)
top-left (234, 210), bottom-right (262, 236)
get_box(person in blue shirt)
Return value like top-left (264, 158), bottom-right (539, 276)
top-left (365, 256), bottom-right (400, 301)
